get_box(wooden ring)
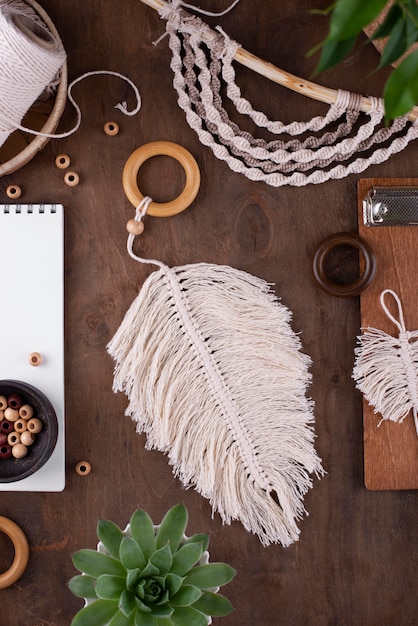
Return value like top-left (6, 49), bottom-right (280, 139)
top-left (312, 232), bottom-right (376, 298)
top-left (55, 154), bottom-right (70, 169)
top-left (0, 516), bottom-right (29, 589)
top-left (122, 141), bottom-right (200, 217)
top-left (6, 185), bottom-right (22, 199)
top-left (64, 171), bottom-right (80, 187)
top-left (104, 121), bottom-right (119, 136)
top-left (76, 461), bottom-right (91, 476)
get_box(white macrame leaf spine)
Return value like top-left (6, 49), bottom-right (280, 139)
top-left (108, 262), bottom-right (323, 547)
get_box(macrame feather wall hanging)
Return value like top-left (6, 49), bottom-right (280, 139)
top-left (140, 0), bottom-right (418, 187)
top-left (108, 141), bottom-right (324, 547)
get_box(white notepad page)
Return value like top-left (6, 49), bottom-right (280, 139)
top-left (0, 204), bottom-right (65, 491)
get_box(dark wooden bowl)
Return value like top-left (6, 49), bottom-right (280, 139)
top-left (0, 380), bottom-right (58, 483)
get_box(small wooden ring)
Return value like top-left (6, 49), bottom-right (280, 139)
top-left (312, 233), bottom-right (376, 298)
top-left (28, 352), bottom-right (42, 367)
top-left (55, 154), bottom-right (71, 169)
top-left (0, 516), bottom-right (29, 589)
top-left (6, 185), bottom-right (22, 199)
top-left (104, 121), bottom-right (119, 136)
top-left (122, 141), bottom-right (200, 217)
top-left (64, 171), bottom-right (79, 187)
top-left (76, 461), bottom-right (91, 476)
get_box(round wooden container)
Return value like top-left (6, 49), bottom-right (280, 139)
top-left (0, 0), bottom-right (67, 177)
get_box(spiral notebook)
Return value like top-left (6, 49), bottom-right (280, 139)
top-left (0, 204), bottom-right (65, 491)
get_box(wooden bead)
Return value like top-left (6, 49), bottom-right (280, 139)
top-left (6, 185), bottom-right (22, 199)
top-left (19, 404), bottom-right (33, 420)
top-left (7, 432), bottom-right (20, 446)
top-left (55, 153), bottom-right (71, 169)
top-left (104, 121), bottom-right (119, 136)
top-left (126, 219), bottom-right (145, 236)
top-left (11, 443), bottom-right (27, 459)
top-left (0, 433), bottom-right (7, 445)
top-left (28, 352), bottom-right (42, 367)
top-left (0, 419), bottom-right (13, 434)
top-left (0, 444), bottom-right (12, 459)
top-left (0, 396), bottom-right (7, 410)
top-left (20, 431), bottom-right (35, 446)
top-left (4, 408), bottom-right (19, 422)
top-left (64, 171), bottom-right (80, 187)
top-left (27, 418), bottom-right (42, 434)
top-left (76, 461), bottom-right (91, 476)
top-left (7, 394), bottom-right (24, 410)
top-left (14, 419), bottom-right (27, 434)
top-left (0, 410), bottom-right (3, 422)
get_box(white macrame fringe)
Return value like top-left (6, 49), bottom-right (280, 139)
top-left (353, 289), bottom-right (418, 436)
top-left (108, 261), bottom-right (324, 546)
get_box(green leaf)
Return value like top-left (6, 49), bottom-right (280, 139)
top-left (149, 603), bottom-right (174, 618)
top-left (327, 0), bottom-right (388, 41)
top-left (406, 0), bottom-right (418, 23)
top-left (96, 575), bottom-right (127, 601)
top-left (68, 575), bottom-right (97, 599)
top-left (156, 504), bottom-right (188, 553)
top-left (315, 35), bottom-right (357, 74)
top-left (192, 591), bottom-right (234, 617)
top-left (405, 14), bottom-right (418, 48)
top-left (134, 609), bottom-right (157, 626)
top-left (120, 537), bottom-right (147, 571)
top-left (70, 600), bottom-right (119, 626)
top-left (171, 606), bottom-right (208, 626)
top-left (72, 550), bottom-right (126, 578)
top-left (97, 520), bottom-right (124, 559)
top-left (140, 562), bottom-right (160, 578)
top-left (184, 564), bottom-right (236, 590)
top-left (120, 589), bottom-right (137, 617)
top-left (155, 620), bottom-right (173, 626)
top-left (130, 510), bottom-right (156, 560)
top-left (383, 48), bottom-right (418, 118)
top-left (170, 543), bottom-right (204, 577)
top-left (150, 544), bottom-right (173, 575)
top-left (165, 573), bottom-right (184, 596)
top-left (378, 17), bottom-right (408, 68)
top-left (109, 609), bottom-right (136, 626)
top-left (127, 568), bottom-right (141, 591)
top-left (170, 585), bottom-right (202, 608)
top-left (182, 534), bottom-right (209, 553)
top-left (370, 4), bottom-right (403, 40)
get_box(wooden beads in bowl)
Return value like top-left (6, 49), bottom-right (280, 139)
top-left (0, 393), bottom-right (43, 461)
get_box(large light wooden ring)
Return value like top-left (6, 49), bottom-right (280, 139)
top-left (0, 516), bottom-right (29, 589)
top-left (122, 141), bottom-right (200, 217)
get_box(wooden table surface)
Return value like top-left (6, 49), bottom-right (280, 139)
top-left (0, 1), bottom-right (417, 624)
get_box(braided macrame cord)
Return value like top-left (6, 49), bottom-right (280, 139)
top-left (147, 0), bottom-right (418, 187)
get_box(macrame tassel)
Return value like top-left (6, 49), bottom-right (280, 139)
top-left (353, 289), bottom-right (418, 436)
top-left (108, 260), bottom-right (323, 546)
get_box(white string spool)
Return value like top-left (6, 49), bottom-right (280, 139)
top-left (0, 2), bottom-right (66, 148)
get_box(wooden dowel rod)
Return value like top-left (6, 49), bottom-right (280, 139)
top-left (140, 0), bottom-right (418, 122)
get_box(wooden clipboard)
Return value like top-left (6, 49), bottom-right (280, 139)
top-left (358, 179), bottom-right (418, 490)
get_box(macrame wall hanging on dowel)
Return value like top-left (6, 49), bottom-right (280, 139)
top-left (140, 0), bottom-right (418, 187)
top-left (107, 141), bottom-right (324, 547)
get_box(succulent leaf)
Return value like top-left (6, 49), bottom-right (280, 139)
top-left (72, 550), bottom-right (126, 578)
top-left (97, 519), bottom-right (124, 559)
top-left (155, 504), bottom-right (188, 553)
top-left (95, 574), bottom-right (127, 601)
top-left (120, 537), bottom-right (147, 571)
top-left (130, 509), bottom-right (156, 560)
top-left (109, 608), bottom-right (136, 626)
top-left (68, 575), bottom-right (98, 599)
top-left (182, 533), bottom-right (209, 553)
top-left (140, 562), bottom-right (160, 578)
top-left (170, 584), bottom-right (202, 608)
top-left (164, 573), bottom-right (184, 596)
top-left (171, 606), bottom-right (208, 626)
top-left (134, 609), bottom-right (157, 626)
top-left (170, 542), bottom-right (204, 577)
top-left (135, 597), bottom-right (152, 612)
top-left (127, 568), bottom-right (141, 591)
top-left (184, 564), bottom-right (236, 590)
top-left (149, 544), bottom-right (173, 575)
top-left (120, 589), bottom-right (138, 617)
top-left (192, 591), bottom-right (234, 617)
top-left (149, 602), bottom-right (174, 618)
top-left (70, 599), bottom-right (119, 626)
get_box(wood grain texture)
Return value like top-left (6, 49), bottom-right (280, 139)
top-left (0, 1), bottom-right (417, 625)
top-left (358, 178), bottom-right (418, 491)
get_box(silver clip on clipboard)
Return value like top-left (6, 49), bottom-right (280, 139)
top-left (363, 187), bottom-right (418, 226)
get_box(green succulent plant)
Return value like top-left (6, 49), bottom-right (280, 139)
top-left (68, 504), bottom-right (236, 626)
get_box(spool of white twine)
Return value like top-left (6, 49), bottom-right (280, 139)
top-left (0, 3), bottom-right (66, 148)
